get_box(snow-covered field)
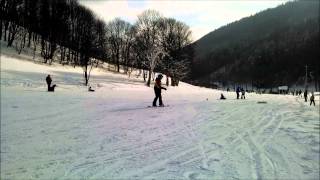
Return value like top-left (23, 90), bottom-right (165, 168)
top-left (1, 54), bottom-right (319, 179)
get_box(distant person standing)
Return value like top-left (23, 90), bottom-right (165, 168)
top-left (241, 88), bottom-right (246, 99)
top-left (236, 87), bottom-right (241, 99)
top-left (310, 92), bottom-right (315, 106)
top-left (304, 90), bottom-right (308, 102)
top-left (46, 74), bottom-right (52, 91)
top-left (153, 74), bottom-right (167, 107)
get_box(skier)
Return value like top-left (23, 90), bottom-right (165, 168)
top-left (236, 86), bottom-right (241, 99)
top-left (241, 88), bottom-right (246, 99)
top-left (46, 74), bottom-right (52, 91)
top-left (304, 90), bottom-right (308, 102)
top-left (310, 92), bottom-right (315, 106)
top-left (220, 93), bottom-right (226, 100)
top-left (153, 74), bottom-right (167, 107)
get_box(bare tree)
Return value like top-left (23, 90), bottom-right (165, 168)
top-left (159, 17), bottom-right (193, 86)
top-left (135, 10), bottom-right (165, 86)
top-left (106, 18), bottom-right (132, 72)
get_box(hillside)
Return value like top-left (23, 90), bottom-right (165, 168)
top-left (188, 0), bottom-right (319, 90)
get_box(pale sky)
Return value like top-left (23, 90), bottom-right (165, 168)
top-left (79, 0), bottom-right (289, 42)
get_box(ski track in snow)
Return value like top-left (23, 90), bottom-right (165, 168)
top-left (1, 55), bottom-right (320, 179)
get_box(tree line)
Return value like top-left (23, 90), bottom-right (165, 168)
top-left (0, 0), bottom-right (193, 86)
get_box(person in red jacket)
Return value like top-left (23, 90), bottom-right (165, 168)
top-left (153, 74), bottom-right (167, 107)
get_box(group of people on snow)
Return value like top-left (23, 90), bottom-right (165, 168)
top-left (303, 89), bottom-right (316, 106)
top-left (292, 88), bottom-right (316, 106)
top-left (236, 87), bottom-right (246, 99)
top-left (45, 74), bottom-right (95, 92)
top-left (45, 73), bottom-right (168, 106)
top-left (45, 74), bottom-right (316, 107)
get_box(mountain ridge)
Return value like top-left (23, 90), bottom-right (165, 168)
top-left (187, 0), bottom-right (319, 90)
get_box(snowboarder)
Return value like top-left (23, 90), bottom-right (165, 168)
top-left (236, 86), bottom-right (241, 99)
top-left (304, 90), bottom-right (308, 102)
top-left (220, 93), bottom-right (226, 100)
top-left (88, 86), bottom-right (95, 92)
top-left (153, 74), bottom-right (167, 107)
top-left (46, 74), bottom-right (52, 91)
top-left (310, 92), bottom-right (315, 106)
top-left (241, 88), bottom-right (246, 99)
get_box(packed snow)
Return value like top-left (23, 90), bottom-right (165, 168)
top-left (1, 54), bottom-right (319, 179)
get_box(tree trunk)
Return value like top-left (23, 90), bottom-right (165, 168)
top-left (147, 69), bottom-right (152, 86)
top-left (27, 30), bottom-right (32, 47)
top-left (7, 23), bottom-right (17, 47)
top-left (18, 29), bottom-right (27, 54)
top-left (84, 69), bottom-right (88, 86)
top-left (143, 69), bottom-right (146, 82)
top-left (0, 19), bottom-right (2, 40)
top-left (32, 34), bottom-right (37, 60)
top-left (4, 21), bottom-right (9, 41)
top-left (116, 51), bottom-right (120, 72)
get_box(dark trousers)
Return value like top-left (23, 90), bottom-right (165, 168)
top-left (236, 92), bottom-right (240, 99)
top-left (47, 83), bottom-right (51, 91)
top-left (153, 88), bottom-right (162, 106)
top-left (310, 100), bottom-right (315, 106)
top-left (304, 96), bottom-right (307, 102)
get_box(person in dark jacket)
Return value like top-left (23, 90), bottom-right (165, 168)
top-left (236, 87), bottom-right (241, 99)
top-left (304, 90), bottom-right (308, 102)
top-left (310, 92), bottom-right (315, 106)
top-left (153, 74), bottom-right (167, 107)
top-left (46, 74), bottom-right (52, 91)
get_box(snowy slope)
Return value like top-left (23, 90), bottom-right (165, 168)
top-left (1, 54), bottom-right (319, 179)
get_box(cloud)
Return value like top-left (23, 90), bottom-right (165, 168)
top-left (79, 0), bottom-right (289, 41)
top-left (79, 0), bottom-right (140, 22)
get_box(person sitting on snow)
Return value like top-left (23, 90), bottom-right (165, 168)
top-left (88, 86), bottom-right (95, 92)
top-left (153, 74), bottom-right (167, 107)
top-left (220, 93), bottom-right (226, 100)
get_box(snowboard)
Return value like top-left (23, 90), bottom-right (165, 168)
top-left (147, 105), bottom-right (170, 108)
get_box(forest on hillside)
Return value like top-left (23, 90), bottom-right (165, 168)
top-left (0, 0), bottom-right (193, 86)
top-left (188, 0), bottom-right (319, 91)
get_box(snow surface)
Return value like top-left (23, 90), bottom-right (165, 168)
top-left (1, 54), bottom-right (319, 179)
